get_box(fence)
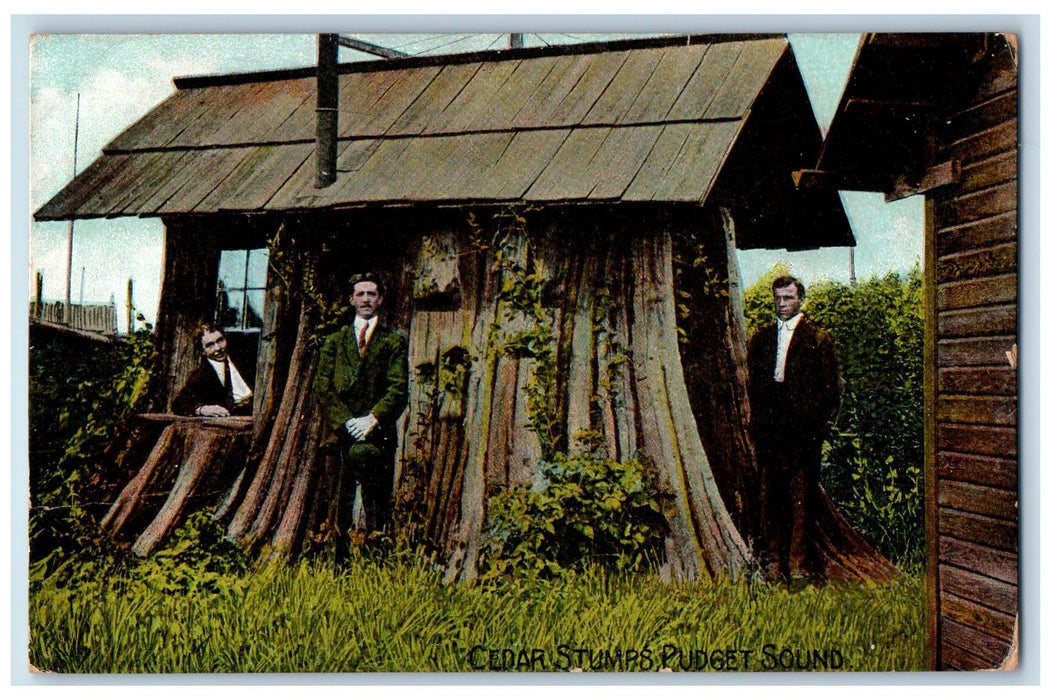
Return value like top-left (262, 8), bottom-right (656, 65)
top-left (31, 300), bottom-right (118, 336)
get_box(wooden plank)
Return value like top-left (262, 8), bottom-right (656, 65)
top-left (543, 51), bottom-right (630, 127)
top-left (941, 592), bottom-right (1016, 641)
top-left (72, 152), bottom-right (161, 218)
top-left (166, 84), bottom-right (255, 148)
top-left (338, 68), bottom-right (405, 137)
top-left (935, 181), bottom-right (1016, 228)
top-left (943, 90), bottom-right (1017, 144)
top-left (585, 125), bottom-right (664, 199)
top-left (424, 59), bottom-right (520, 134)
top-left (936, 274), bottom-right (1016, 310)
top-left (509, 54), bottom-right (593, 129)
top-left (942, 120), bottom-right (1017, 166)
top-left (335, 137), bottom-right (419, 202)
top-left (938, 508), bottom-right (1017, 551)
top-left (936, 211), bottom-right (1016, 257)
top-left (37, 153), bottom-right (132, 220)
top-left (621, 44), bottom-right (708, 124)
top-left (937, 480), bottom-right (1016, 520)
top-left (100, 150), bottom-right (191, 217)
top-left (582, 47), bottom-right (663, 125)
top-left (936, 450), bottom-right (1016, 490)
top-left (939, 535), bottom-right (1017, 585)
top-left (937, 336), bottom-right (1017, 367)
top-left (937, 424), bottom-right (1016, 458)
top-left (937, 306), bottom-right (1016, 339)
top-left (525, 128), bottom-right (611, 201)
top-left (941, 563), bottom-right (1018, 616)
top-left (957, 151), bottom-right (1017, 193)
top-left (666, 41), bottom-right (743, 121)
top-left (940, 619), bottom-right (1012, 669)
top-left (153, 147), bottom-right (255, 214)
top-left (211, 77), bottom-right (312, 146)
top-left (388, 62), bottom-right (484, 136)
top-left (937, 366), bottom-right (1016, 399)
top-left (106, 87), bottom-right (210, 152)
top-left (346, 64), bottom-right (445, 138)
top-left (472, 55), bottom-right (561, 131)
top-left (210, 143), bottom-right (314, 212)
top-left (654, 122), bottom-right (741, 201)
top-left (413, 132), bottom-right (515, 201)
top-left (468, 129), bottom-right (570, 200)
top-left (936, 395), bottom-right (1016, 426)
top-left (705, 39), bottom-right (785, 119)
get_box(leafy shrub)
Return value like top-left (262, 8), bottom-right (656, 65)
top-left (744, 267), bottom-right (924, 564)
top-left (29, 321), bottom-right (155, 565)
top-left (480, 439), bottom-right (669, 580)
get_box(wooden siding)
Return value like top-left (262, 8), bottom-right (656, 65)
top-left (930, 36), bottom-right (1018, 670)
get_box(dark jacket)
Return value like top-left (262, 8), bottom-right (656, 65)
top-left (313, 321), bottom-right (409, 448)
top-left (171, 358), bottom-right (253, 416)
top-left (746, 315), bottom-right (840, 442)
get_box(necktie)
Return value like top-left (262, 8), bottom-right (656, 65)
top-left (223, 360), bottom-right (234, 405)
top-left (358, 323), bottom-right (369, 356)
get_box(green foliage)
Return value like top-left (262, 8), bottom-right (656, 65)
top-left (480, 440), bottom-right (669, 580)
top-left (744, 267), bottom-right (924, 564)
top-left (29, 322), bottom-right (156, 564)
top-left (29, 549), bottom-right (926, 673)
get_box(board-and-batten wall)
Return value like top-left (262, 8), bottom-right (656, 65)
top-left (927, 39), bottom-right (1018, 671)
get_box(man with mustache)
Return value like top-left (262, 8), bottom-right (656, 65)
top-left (313, 272), bottom-right (409, 543)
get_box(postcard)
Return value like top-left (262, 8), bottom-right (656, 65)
top-left (25, 28), bottom-right (1021, 676)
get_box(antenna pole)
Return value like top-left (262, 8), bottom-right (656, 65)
top-left (64, 93), bottom-right (80, 324)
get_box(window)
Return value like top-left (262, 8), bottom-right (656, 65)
top-left (216, 248), bottom-right (268, 331)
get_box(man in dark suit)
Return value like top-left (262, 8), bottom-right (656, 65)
top-left (747, 275), bottom-right (840, 587)
top-left (313, 272), bottom-right (408, 538)
top-left (172, 324), bottom-right (254, 417)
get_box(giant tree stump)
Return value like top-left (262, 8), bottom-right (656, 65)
top-left (100, 415), bottom-right (251, 555)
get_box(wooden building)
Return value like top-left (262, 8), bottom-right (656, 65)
top-left (35, 34), bottom-right (898, 585)
top-left (796, 33), bottom-right (1019, 670)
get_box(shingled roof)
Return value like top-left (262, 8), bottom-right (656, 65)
top-left (34, 34), bottom-right (853, 250)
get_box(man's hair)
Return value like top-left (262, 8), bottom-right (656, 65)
top-left (772, 275), bottom-right (805, 299)
top-left (195, 322), bottom-right (224, 351)
top-left (349, 271), bottom-right (386, 297)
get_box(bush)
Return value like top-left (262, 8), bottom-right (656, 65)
top-left (480, 438), bottom-right (670, 580)
top-left (28, 322), bottom-right (156, 566)
top-left (744, 267), bottom-right (924, 565)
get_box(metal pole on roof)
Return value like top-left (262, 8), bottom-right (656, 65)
top-left (316, 34), bottom-right (339, 189)
top-left (849, 246), bottom-right (857, 286)
top-left (509, 33), bottom-right (524, 49)
top-left (64, 93), bottom-right (80, 325)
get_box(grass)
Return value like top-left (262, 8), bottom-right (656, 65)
top-left (28, 550), bottom-right (927, 674)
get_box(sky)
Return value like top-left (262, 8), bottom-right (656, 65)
top-left (27, 31), bottom-right (925, 332)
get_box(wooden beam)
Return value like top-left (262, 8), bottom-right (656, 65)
top-left (887, 159), bottom-right (961, 202)
top-left (336, 35), bottom-right (410, 59)
top-left (844, 97), bottom-right (932, 118)
top-left (792, 168), bottom-right (891, 192)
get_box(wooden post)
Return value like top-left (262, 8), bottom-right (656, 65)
top-left (126, 278), bottom-right (134, 333)
top-left (34, 271), bottom-right (43, 320)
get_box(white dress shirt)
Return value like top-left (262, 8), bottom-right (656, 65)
top-left (774, 313), bottom-right (802, 383)
top-left (354, 315), bottom-right (378, 350)
top-left (206, 357), bottom-right (253, 405)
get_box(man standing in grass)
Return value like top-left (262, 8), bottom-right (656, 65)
top-left (314, 272), bottom-right (409, 545)
top-left (747, 275), bottom-right (840, 589)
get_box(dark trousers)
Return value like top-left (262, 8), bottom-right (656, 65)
top-left (335, 436), bottom-right (395, 538)
top-left (758, 435), bottom-right (822, 579)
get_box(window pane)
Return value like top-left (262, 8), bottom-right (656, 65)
top-left (246, 249), bottom-right (269, 289)
top-left (244, 289), bottom-right (266, 329)
top-left (216, 287), bottom-right (245, 329)
top-left (218, 249), bottom-right (248, 291)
